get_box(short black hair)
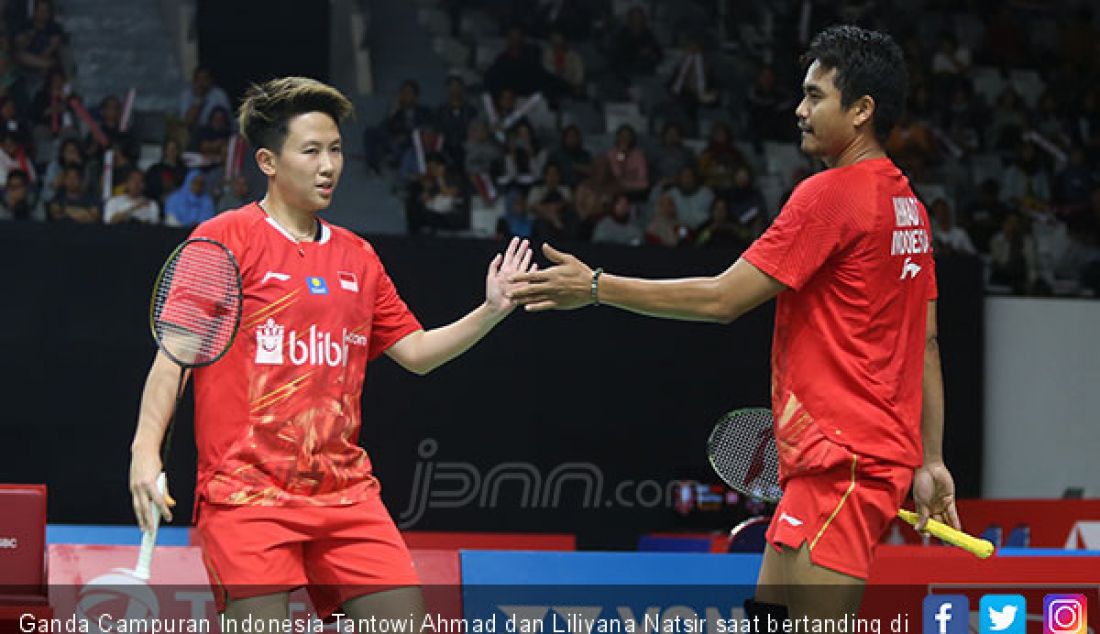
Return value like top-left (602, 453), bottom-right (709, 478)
top-left (800, 25), bottom-right (907, 140)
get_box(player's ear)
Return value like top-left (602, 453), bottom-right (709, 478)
top-left (256, 147), bottom-right (277, 177)
top-left (851, 94), bottom-right (875, 130)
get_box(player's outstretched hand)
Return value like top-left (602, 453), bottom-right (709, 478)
top-left (485, 237), bottom-right (535, 316)
top-left (508, 243), bottom-right (593, 312)
top-left (912, 461), bottom-right (961, 532)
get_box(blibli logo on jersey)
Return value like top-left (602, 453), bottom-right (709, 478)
top-left (254, 318), bottom-right (367, 367)
top-left (306, 276), bottom-right (329, 295)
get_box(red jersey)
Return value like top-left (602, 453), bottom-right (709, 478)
top-left (742, 157), bottom-right (936, 468)
top-left (181, 204), bottom-right (422, 506)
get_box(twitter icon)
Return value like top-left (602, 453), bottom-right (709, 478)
top-left (981, 595), bottom-right (1027, 634)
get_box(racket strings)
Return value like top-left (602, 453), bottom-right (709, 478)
top-left (153, 242), bottom-right (241, 366)
top-left (707, 408), bottom-right (784, 503)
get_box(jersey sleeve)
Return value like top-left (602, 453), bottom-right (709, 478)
top-left (742, 178), bottom-right (854, 291)
top-left (926, 254), bottom-right (939, 301)
top-left (366, 251), bottom-right (423, 361)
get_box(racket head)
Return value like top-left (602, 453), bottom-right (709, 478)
top-left (706, 407), bottom-right (783, 504)
top-left (149, 237), bottom-right (243, 368)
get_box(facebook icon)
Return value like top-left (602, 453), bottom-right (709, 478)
top-left (924, 595), bottom-right (970, 634)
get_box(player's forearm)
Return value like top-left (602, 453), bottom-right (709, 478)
top-left (597, 273), bottom-right (729, 323)
top-left (400, 303), bottom-right (506, 375)
top-left (131, 355), bottom-right (184, 456)
top-left (920, 338), bottom-right (946, 465)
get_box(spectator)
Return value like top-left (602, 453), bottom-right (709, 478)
top-left (645, 192), bottom-right (689, 246)
top-left (542, 30), bottom-right (585, 101)
top-left (485, 25), bottom-right (547, 97)
top-left (0, 127), bottom-right (34, 184)
top-left (610, 7), bottom-right (662, 77)
top-left (930, 32), bottom-right (971, 88)
top-left (48, 164), bottom-right (99, 223)
top-left (530, 162), bottom-right (579, 242)
top-left (988, 88), bottom-right (1028, 152)
top-left (1073, 88), bottom-right (1100, 160)
top-left (41, 137), bottom-right (84, 202)
top-left (696, 121), bottom-right (745, 196)
top-left (497, 188), bottom-right (533, 239)
top-left (407, 151), bottom-right (469, 235)
top-left (929, 197), bottom-right (976, 256)
top-left (748, 65), bottom-right (794, 143)
top-left (550, 124), bottom-right (592, 186)
top-left (464, 119), bottom-right (504, 199)
top-left (1033, 91), bottom-right (1072, 150)
top-left (665, 38), bottom-right (717, 125)
top-left (164, 169), bottom-right (214, 227)
top-left (966, 178), bottom-right (1011, 253)
top-left (573, 155), bottom-right (617, 240)
top-left (592, 192), bottom-right (643, 245)
top-left (0, 169), bottom-right (34, 221)
top-left (193, 106), bottom-right (233, 165)
top-left (435, 76), bottom-right (479, 167)
top-left (884, 110), bottom-right (937, 178)
top-left (0, 36), bottom-right (26, 109)
top-left (1002, 141), bottom-right (1051, 213)
top-left (217, 174), bottom-right (252, 213)
top-left (1052, 146), bottom-right (1094, 210)
top-left (398, 125), bottom-right (444, 184)
top-left (497, 121), bottom-right (547, 190)
top-left (144, 138), bottom-right (187, 206)
top-left (941, 83), bottom-right (984, 154)
top-left (0, 95), bottom-right (30, 143)
top-left (651, 122), bottom-right (695, 188)
top-left (179, 66), bottom-right (232, 131)
top-left (86, 94), bottom-right (137, 164)
top-left (363, 79), bottom-right (432, 172)
top-left (724, 166), bottom-right (767, 237)
top-left (30, 68), bottom-right (71, 135)
top-left (695, 197), bottom-right (744, 249)
top-left (667, 164), bottom-right (713, 230)
top-left (14, 0), bottom-right (65, 76)
top-left (104, 168), bottom-right (158, 224)
top-left (606, 124), bottom-right (648, 201)
top-left (989, 212), bottom-right (1040, 294)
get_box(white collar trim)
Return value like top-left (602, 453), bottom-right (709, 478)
top-left (264, 215), bottom-right (331, 245)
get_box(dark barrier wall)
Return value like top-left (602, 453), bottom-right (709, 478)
top-left (196, 0), bottom-right (330, 102)
top-left (0, 223), bottom-right (983, 548)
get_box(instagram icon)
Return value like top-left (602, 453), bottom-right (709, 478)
top-left (1044, 595), bottom-right (1088, 634)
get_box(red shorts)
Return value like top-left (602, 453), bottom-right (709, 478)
top-left (195, 489), bottom-right (420, 618)
top-left (766, 418), bottom-right (912, 580)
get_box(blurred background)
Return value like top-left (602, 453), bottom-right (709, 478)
top-left (0, 0), bottom-right (1096, 554)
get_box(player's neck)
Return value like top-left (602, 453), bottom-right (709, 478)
top-left (258, 194), bottom-right (318, 241)
top-left (825, 136), bottom-right (885, 169)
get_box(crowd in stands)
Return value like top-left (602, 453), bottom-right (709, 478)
top-left (359, 0), bottom-right (1100, 296)
top-left (3, 0), bottom-right (1099, 297)
top-left (0, 0), bottom-right (248, 227)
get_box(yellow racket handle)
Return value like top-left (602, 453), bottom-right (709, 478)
top-left (897, 509), bottom-right (994, 558)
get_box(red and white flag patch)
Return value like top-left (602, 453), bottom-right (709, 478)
top-left (337, 271), bottom-right (359, 292)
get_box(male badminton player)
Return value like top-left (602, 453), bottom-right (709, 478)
top-left (129, 77), bottom-right (533, 625)
top-left (509, 26), bottom-right (959, 619)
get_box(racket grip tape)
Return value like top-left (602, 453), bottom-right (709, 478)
top-left (897, 508), bottom-right (994, 559)
top-left (134, 472), bottom-right (167, 580)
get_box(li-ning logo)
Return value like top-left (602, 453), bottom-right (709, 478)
top-left (254, 318), bottom-right (366, 367)
top-left (0, 537), bottom-right (16, 549)
top-left (901, 257), bottom-right (922, 280)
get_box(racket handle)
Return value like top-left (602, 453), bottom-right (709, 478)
top-left (897, 508), bottom-right (994, 559)
top-left (134, 472), bottom-right (167, 580)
